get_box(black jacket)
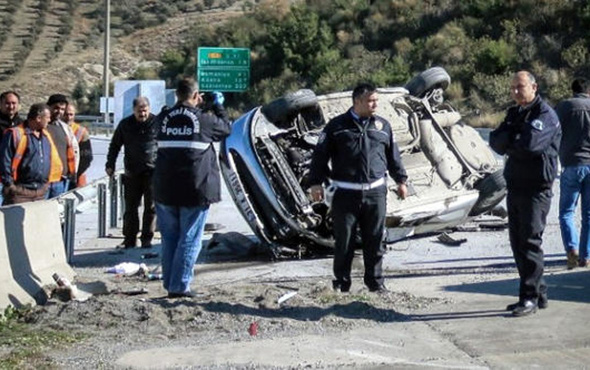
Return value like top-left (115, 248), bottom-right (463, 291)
top-left (555, 93), bottom-right (590, 166)
top-left (490, 95), bottom-right (561, 190)
top-left (308, 109), bottom-right (407, 186)
top-left (0, 112), bottom-right (23, 134)
top-left (106, 113), bottom-right (158, 176)
top-left (153, 102), bottom-right (231, 207)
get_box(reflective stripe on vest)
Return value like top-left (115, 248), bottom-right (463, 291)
top-left (65, 134), bottom-right (76, 176)
top-left (10, 125), bottom-right (63, 182)
top-left (157, 141), bottom-right (211, 150)
top-left (71, 122), bottom-right (85, 143)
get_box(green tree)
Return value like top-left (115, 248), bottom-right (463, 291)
top-left (268, 6), bottom-right (335, 85)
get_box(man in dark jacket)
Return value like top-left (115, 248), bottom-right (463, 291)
top-left (153, 79), bottom-right (231, 298)
top-left (489, 71), bottom-right (561, 317)
top-left (106, 96), bottom-right (158, 248)
top-left (0, 91), bottom-right (24, 205)
top-left (308, 83), bottom-right (408, 294)
top-left (555, 78), bottom-right (590, 269)
top-left (0, 103), bottom-right (56, 205)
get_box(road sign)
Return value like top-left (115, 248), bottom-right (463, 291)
top-left (197, 47), bottom-right (250, 92)
top-left (197, 69), bottom-right (250, 91)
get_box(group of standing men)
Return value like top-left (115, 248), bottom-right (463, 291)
top-left (0, 91), bottom-right (92, 205)
top-left (3, 72), bottom-right (586, 307)
top-left (310, 70), bottom-right (588, 318)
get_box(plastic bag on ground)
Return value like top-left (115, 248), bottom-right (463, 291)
top-left (105, 262), bottom-right (148, 276)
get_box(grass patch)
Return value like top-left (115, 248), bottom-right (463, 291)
top-left (0, 306), bottom-right (85, 370)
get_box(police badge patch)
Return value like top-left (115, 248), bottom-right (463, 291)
top-left (531, 119), bottom-right (544, 131)
top-left (375, 120), bottom-right (383, 130)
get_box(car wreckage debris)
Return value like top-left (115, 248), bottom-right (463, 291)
top-left (219, 66), bottom-right (507, 257)
top-left (436, 232), bottom-right (467, 247)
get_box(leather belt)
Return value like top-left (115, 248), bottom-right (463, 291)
top-left (331, 177), bottom-right (386, 191)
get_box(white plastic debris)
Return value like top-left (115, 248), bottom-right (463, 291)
top-left (277, 291), bottom-right (298, 306)
top-left (105, 262), bottom-right (148, 276)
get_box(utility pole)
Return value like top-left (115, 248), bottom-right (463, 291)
top-left (103, 0), bottom-right (111, 125)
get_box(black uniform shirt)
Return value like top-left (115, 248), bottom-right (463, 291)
top-left (153, 102), bottom-right (231, 207)
top-left (308, 108), bottom-right (407, 186)
top-left (490, 95), bottom-right (561, 190)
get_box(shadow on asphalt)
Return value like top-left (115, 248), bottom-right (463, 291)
top-left (193, 300), bottom-right (400, 323)
top-left (404, 253), bottom-right (564, 265)
top-left (407, 309), bottom-right (510, 321)
top-left (72, 243), bottom-right (274, 269)
top-left (444, 269), bottom-right (590, 305)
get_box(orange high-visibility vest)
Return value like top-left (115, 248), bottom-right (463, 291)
top-left (10, 124), bottom-right (62, 183)
top-left (71, 122), bottom-right (86, 143)
top-left (64, 129), bottom-right (76, 178)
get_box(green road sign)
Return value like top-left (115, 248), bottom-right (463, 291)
top-left (197, 69), bottom-right (250, 91)
top-left (197, 47), bottom-right (250, 92)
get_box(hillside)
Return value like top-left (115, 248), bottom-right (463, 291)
top-left (0, 0), bottom-right (246, 110)
top-left (2, 0), bottom-right (590, 124)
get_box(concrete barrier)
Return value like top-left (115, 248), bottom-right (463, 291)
top-left (0, 200), bottom-right (75, 309)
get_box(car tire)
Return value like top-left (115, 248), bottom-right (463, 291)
top-left (261, 89), bottom-right (318, 127)
top-left (469, 169), bottom-right (507, 217)
top-left (404, 67), bottom-right (451, 97)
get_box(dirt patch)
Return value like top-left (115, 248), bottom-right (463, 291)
top-left (21, 268), bottom-right (450, 368)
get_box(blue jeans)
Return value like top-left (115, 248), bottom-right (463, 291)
top-left (559, 165), bottom-right (590, 260)
top-left (46, 179), bottom-right (69, 199)
top-left (155, 202), bottom-right (209, 294)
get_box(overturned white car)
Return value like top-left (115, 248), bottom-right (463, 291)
top-left (220, 67), bottom-right (505, 256)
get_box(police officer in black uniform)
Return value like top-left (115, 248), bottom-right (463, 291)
top-left (308, 83), bottom-right (408, 293)
top-left (489, 71), bottom-right (561, 316)
top-left (153, 78), bottom-right (231, 298)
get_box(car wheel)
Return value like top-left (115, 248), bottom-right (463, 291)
top-left (469, 169), bottom-right (507, 216)
top-left (405, 67), bottom-right (451, 97)
top-left (261, 89), bottom-right (318, 127)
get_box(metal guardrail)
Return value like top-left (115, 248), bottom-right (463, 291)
top-left (57, 170), bottom-right (125, 259)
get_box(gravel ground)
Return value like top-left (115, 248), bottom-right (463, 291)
top-left (29, 261), bottom-right (456, 369)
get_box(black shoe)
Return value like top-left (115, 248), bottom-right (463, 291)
top-left (167, 291), bottom-right (201, 299)
top-left (538, 294), bottom-right (548, 309)
top-left (332, 280), bottom-right (351, 292)
top-left (140, 242), bottom-right (152, 249)
top-left (507, 294), bottom-right (548, 311)
top-left (368, 284), bottom-right (389, 294)
top-left (506, 301), bottom-right (519, 311)
top-left (116, 242), bottom-right (136, 249)
top-left (512, 300), bottom-right (538, 317)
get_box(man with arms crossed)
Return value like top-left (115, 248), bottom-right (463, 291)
top-left (489, 71), bottom-right (561, 316)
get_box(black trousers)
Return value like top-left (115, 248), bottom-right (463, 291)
top-left (331, 186), bottom-right (387, 290)
top-left (506, 187), bottom-right (552, 301)
top-left (122, 171), bottom-right (156, 246)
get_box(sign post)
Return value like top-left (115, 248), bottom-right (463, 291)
top-left (197, 47), bottom-right (250, 92)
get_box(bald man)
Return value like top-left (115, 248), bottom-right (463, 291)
top-left (489, 71), bottom-right (561, 316)
top-left (106, 96), bottom-right (158, 248)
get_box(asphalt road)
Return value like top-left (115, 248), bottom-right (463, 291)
top-left (78, 135), bottom-right (590, 369)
